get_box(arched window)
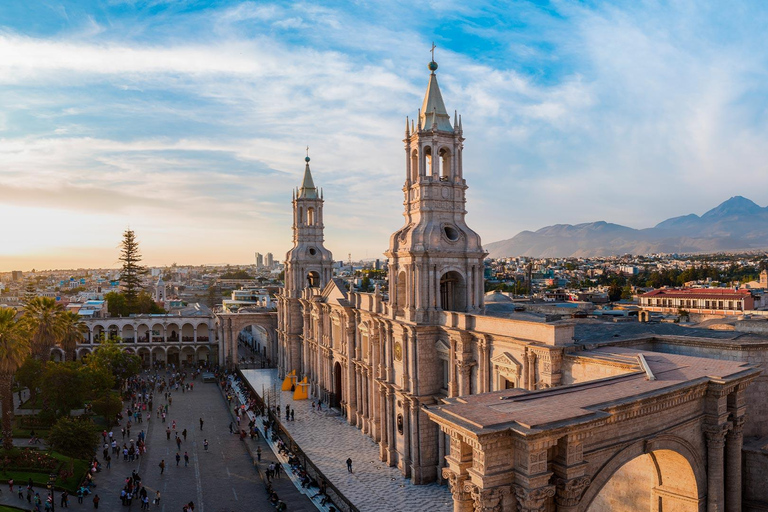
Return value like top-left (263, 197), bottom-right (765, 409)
top-left (439, 147), bottom-right (451, 181)
top-left (307, 271), bottom-right (320, 288)
top-left (440, 271), bottom-right (467, 312)
top-left (410, 149), bottom-right (419, 181)
top-left (424, 146), bottom-right (432, 177)
top-left (307, 207), bottom-right (315, 225)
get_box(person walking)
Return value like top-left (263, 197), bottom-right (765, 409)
top-left (256, 446), bottom-right (262, 462)
top-left (346, 457), bottom-right (353, 473)
top-left (159, 459), bottom-right (165, 475)
top-left (153, 491), bottom-right (161, 507)
top-left (184, 452), bottom-right (189, 466)
top-left (203, 439), bottom-right (208, 451)
top-left (199, 418), bottom-right (204, 430)
top-left (175, 453), bottom-right (181, 466)
top-left (182, 428), bottom-right (187, 441)
top-left (92, 494), bottom-right (100, 509)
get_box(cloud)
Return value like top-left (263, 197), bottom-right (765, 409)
top-left (2, 1), bottom-right (768, 270)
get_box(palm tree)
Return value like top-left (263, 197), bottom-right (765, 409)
top-left (58, 311), bottom-right (87, 362)
top-left (22, 297), bottom-right (63, 360)
top-left (0, 308), bottom-right (31, 450)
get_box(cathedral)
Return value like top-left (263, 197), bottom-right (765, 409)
top-left (275, 58), bottom-right (763, 512)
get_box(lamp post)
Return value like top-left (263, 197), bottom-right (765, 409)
top-left (47, 473), bottom-right (56, 511)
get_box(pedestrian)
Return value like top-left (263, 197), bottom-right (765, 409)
top-left (18, 485), bottom-right (24, 500)
top-left (176, 436), bottom-right (182, 450)
top-left (199, 418), bottom-right (204, 430)
top-left (9, 477), bottom-right (14, 493)
top-left (60, 490), bottom-right (68, 508)
top-left (175, 453), bottom-right (181, 466)
top-left (203, 439), bottom-right (209, 451)
top-left (159, 459), bottom-right (165, 474)
top-left (182, 428), bottom-right (187, 441)
top-left (184, 452), bottom-right (189, 466)
top-left (166, 427), bottom-right (171, 440)
top-left (76, 488), bottom-right (83, 504)
top-left (256, 446), bottom-right (262, 462)
top-left (92, 494), bottom-right (100, 509)
top-left (106, 454), bottom-right (111, 469)
top-left (290, 409), bottom-right (294, 421)
top-left (229, 422), bottom-right (233, 434)
top-left (346, 457), bottom-right (353, 473)
top-left (154, 491), bottom-right (160, 507)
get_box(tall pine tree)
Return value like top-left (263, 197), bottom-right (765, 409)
top-left (119, 229), bottom-right (148, 309)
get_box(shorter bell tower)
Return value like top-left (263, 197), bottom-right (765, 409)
top-left (279, 154), bottom-right (333, 376)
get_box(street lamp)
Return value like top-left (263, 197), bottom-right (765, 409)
top-left (47, 473), bottom-right (56, 511)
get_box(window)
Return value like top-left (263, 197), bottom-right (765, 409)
top-left (442, 359), bottom-right (449, 390)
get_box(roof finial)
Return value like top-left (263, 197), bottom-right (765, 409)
top-left (305, 145), bottom-right (310, 162)
top-left (428, 42), bottom-right (438, 73)
top-left (405, 116), bottom-right (410, 137)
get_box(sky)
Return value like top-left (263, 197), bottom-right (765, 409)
top-left (2, 0), bottom-right (768, 271)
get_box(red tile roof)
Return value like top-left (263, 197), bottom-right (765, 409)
top-left (640, 288), bottom-right (752, 300)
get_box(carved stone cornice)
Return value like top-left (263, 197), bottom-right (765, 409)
top-left (555, 476), bottom-right (590, 507)
top-left (513, 484), bottom-right (556, 512)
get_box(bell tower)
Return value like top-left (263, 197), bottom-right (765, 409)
top-left (386, 58), bottom-right (486, 323)
top-left (279, 154), bottom-right (333, 376)
top-left (284, 154), bottom-right (333, 297)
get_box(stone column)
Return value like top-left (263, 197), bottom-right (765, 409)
top-left (442, 469), bottom-right (473, 512)
top-left (526, 352), bottom-right (536, 390)
top-left (448, 338), bottom-right (458, 397)
top-left (705, 424), bottom-right (728, 512)
top-left (725, 417), bottom-right (745, 512)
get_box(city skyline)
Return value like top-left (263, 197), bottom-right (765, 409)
top-left (3, 1), bottom-right (768, 271)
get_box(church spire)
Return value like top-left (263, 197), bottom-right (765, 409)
top-left (298, 151), bottom-right (317, 199)
top-left (419, 52), bottom-right (453, 132)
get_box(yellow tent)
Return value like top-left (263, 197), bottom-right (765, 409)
top-left (281, 370), bottom-right (296, 391)
top-left (293, 377), bottom-right (309, 400)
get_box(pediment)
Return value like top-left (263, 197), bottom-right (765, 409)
top-left (491, 352), bottom-right (522, 372)
top-left (322, 278), bottom-right (348, 305)
top-left (435, 339), bottom-right (450, 354)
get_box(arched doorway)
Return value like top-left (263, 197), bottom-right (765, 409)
top-left (585, 449), bottom-right (700, 511)
top-left (307, 271), bottom-right (320, 288)
top-left (333, 361), bottom-right (343, 408)
top-left (440, 271), bottom-right (467, 312)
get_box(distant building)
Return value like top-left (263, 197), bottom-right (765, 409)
top-left (255, 252), bottom-right (264, 269)
top-left (11, 270), bottom-right (22, 281)
top-left (266, 252), bottom-right (274, 269)
top-left (639, 288), bottom-right (755, 315)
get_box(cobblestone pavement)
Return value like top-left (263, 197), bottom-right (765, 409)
top-left (0, 375), bottom-right (308, 512)
top-left (241, 369), bottom-right (453, 512)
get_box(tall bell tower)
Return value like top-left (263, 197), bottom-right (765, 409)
top-left (278, 154), bottom-right (333, 375)
top-left (386, 58), bottom-right (486, 323)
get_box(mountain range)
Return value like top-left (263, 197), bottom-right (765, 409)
top-left (484, 196), bottom-right (768, 258)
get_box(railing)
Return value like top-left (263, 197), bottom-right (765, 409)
top-left (236, 368), bottom-right (359, 512)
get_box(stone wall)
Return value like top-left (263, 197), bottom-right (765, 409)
top-left (744, 437), bottom-right (768, 511)
top-left (561, 355), bottom-right (637, 385)
top-left (588, 454), bottom-right (652, 511)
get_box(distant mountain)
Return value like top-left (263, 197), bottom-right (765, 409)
top-left (485, 196), bottom-right (768, 258)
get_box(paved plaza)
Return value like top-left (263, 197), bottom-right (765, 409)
top-left (241, 369), bottom-right (453, 512)
top-left (0, 373), bottom-right (316, 512)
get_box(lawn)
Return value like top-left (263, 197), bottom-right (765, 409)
top-left (0, 506), bottom-right (30, 512)
top-left (0, 449), bottom-right (91, 494)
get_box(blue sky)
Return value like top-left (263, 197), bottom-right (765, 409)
top-left (2, 0), bottom-right (768, 270)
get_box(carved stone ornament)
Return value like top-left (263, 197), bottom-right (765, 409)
top-left (464, 483), bottom-right (508, 512)
top-left (555, 476), bottom-right (591, 507)
top-left (513, 484), bottom-right (556, 512)
top-left (442, 468), bottom-right (469, 502)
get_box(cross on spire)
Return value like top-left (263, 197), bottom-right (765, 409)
top-left (430, 42), bottom-right (436, 62)
top-left (306, 145), bottom-right (309, 158)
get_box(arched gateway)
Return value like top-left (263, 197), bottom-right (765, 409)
top-left (427, 348), bottom-right (759, 512)
top-left (214, 311), bottom-right (278, 367)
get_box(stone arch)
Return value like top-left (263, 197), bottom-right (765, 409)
top-left (181, 322), bottom-right (195, 342)
top-left (107, 323), bottom-right (121, 340)
top-left (122, 324), bottom-right (135, 342)
top-left (423, 145), bottom-right (433, 176)
top-left (151, 323), bottom-right (164, 342)
top-left (151, 346), bottom-right (167, 366)
top-left (580, 437), bottom-right (705, 512)
top-left (180, 346), bottom-right (196, 366)
top-left (438, 146), bottom-right (451, 180)
top-left (195, 323), bottom-right (210, 342)
top-left (136, 323), bottom-right (151, 343)
top-left (410, 149), bottom-right (419, 181)
top-left (77, 347), bottom-right (93, 359)
top-left (196, 346), bottom-right (211, 363)
top-left (639, 310), bottom-right (650, 323)
top-left (92, 324), bottom-right (105, 342)
top-left (307, 207), bottom-right (315, 225)
top-left (50, 347), bottom-right (65, 362)
top-left (167, 322), bottom-right (181, 342)
top-left (307, 270), bottom-right (320, 288)
top-left (137, 347), bottom-right (151, 366)
top-left (439, 270), bottom-right (467, 312)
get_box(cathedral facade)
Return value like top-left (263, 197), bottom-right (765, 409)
top-left (275, 59), bottom-right (575, 485)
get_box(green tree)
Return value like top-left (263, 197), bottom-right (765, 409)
top-left (105, 291), bottom-right (129, 317)
top-left (22, 297), bottom-right (63, 359)
top-left (14, 357), bottom-right (43, 406)
top-left (621, 285), bottom-right (633, 300)
top-left (87, 339), bottom-right (141, 389)
top-left (0, 308), bottom-right (31, 449)
top-left (91, 391), bottom-right (122, 426)
top-left (78, 363), bottom-right (115, 399)
top-left (607, 280), bottom-right (623, 302)
top-left (41, 362), bottom-right (85, 417)
top-left (135, 291), bottom-right (165, 314)
top-left (48, 416), bottom-right (99, 459)
top-left (58, 311), bottom-right (87, 362)
top-left (118, 229), bottom-right (149, 309)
